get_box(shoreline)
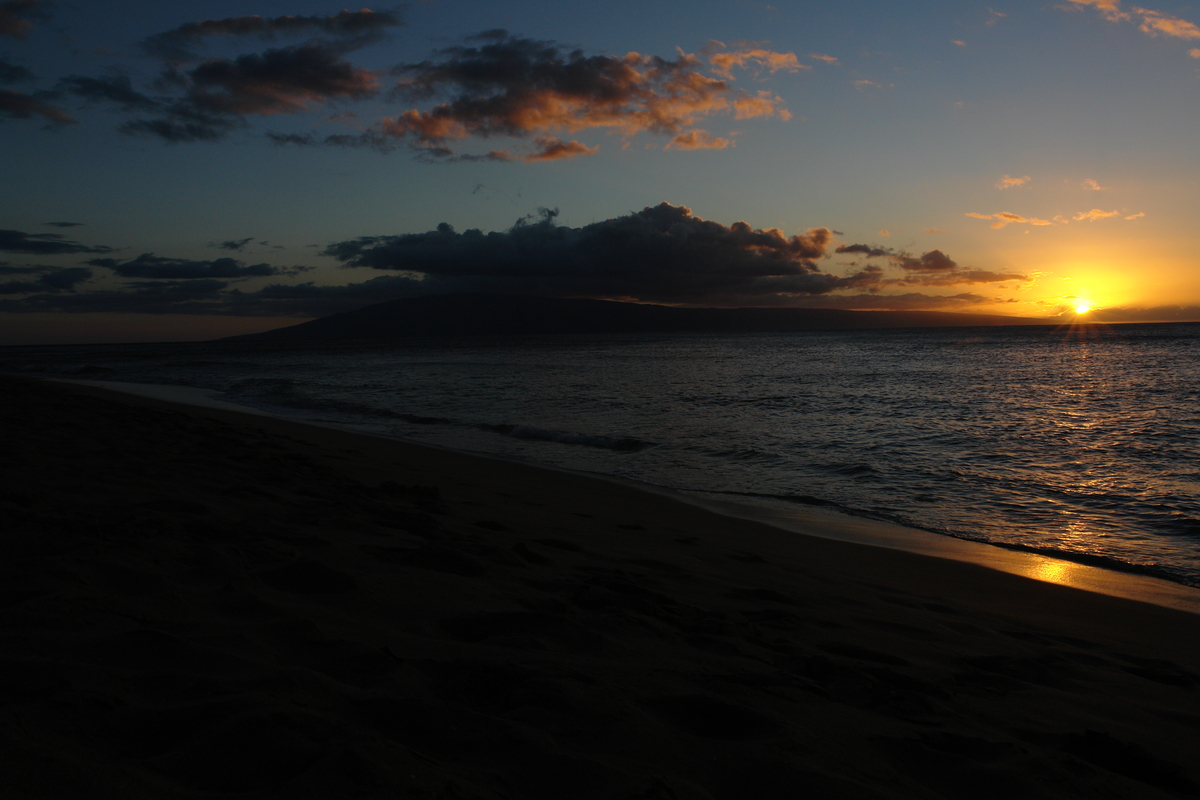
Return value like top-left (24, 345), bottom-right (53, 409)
top-left (50, 376), bottom-right (1200, 615)
top-left (7, 373), bottom-right (1200, 797)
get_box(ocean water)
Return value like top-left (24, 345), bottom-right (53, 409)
top-left (6, 321), bottom-right (1200, 587)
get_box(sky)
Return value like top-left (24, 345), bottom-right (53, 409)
top-left (2, 0), bottom-right (1200, 344)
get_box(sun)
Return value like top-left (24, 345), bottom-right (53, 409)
top-left (1074, 302), bottom-right (1092, 315)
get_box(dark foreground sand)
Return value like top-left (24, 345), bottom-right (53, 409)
top-left (3, 375), bottom-right (1200, 799)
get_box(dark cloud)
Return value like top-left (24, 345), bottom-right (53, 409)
top-left (86, 253), bottom-right (308, 279)
top-left (121, 45), bottom-right (379, 142)
top-left (212, 237), bottom-right (254, 251)
top-left (0, 0), bottom-right (43, 41)
top-left (43, 221), bottom-right (83, 227)
top-left (0, 56), bottom-right (33, 83)
top-left (279, 31), bottom-right (791, 160)
top-left (56, 74), bottom-right (163, 111)
top-left (0, 89), bottom-right (73, 123)
top-left (119, 110), bottom-right (236, 143)
top-left (835, 243), bottom-right (892, 258)
top-left (836, 241), bottom-right (1027, 287)
top-left (0, 229), bottom-right (110, 254)
top-left (141, 9), bottom-right (403, 61)
top-left (0, 266), bottom-right (91, 294)
top-left (185, 46), bottom-right (378, 115)
top-left (893, 249), bottom-right (957, 273)
top-left (322, 202), bottom-right (879, 304)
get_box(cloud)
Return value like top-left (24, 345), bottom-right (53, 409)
top-left (667, 129), bottom-right (733, 150)
top-left (56, 74), bottom-right (163, 111)
top-left (1073, 208), bottom-right (1120, 221)
top-left (85, 253), bottom-right (309, 279)
top-left (182, 46), bottom-right (378, 115)
top-left (996, 174), bottom-right (1030, 189)
top-left (924, 227), bottom-right (943, 234)
top-left (834, 242), bottom-right (1028, 286)
top-left (704, 42), bottom-right (805, 79)
top-left (1080, 178), bottom-right (1108, 190)
top-left (894, 249), bottom-right (958, 273)
top-left (0, 265), bottom-right (92, 294)
top-left (212, 237), bottom-right (254, 251)
top-left (0, 55), bottom-right (33, 83)
top-left (988, 9), bottom-right (1008, 25)
top-left (1137, 8), bottom-right (1200, 39)
top-left (43, 221), bottom-right (83, 227)
top-left (0, 0), bottom-right (43, 40)
top-left (141, 9), bottom-right (404, 62)
top-left (1066, 0), bottom-right (1129, 22)
top-left (965, 211), bottom-right (1055, 228)
top-left (808, 53), bottom-right (839, 64)
top-left (0, 229), bottom-right (110, 254)
top-left (1124, 211), bottom-right (1146, 219)
top-left (280, 31), bottom-right (792, 160)
top-left (0, 89), bottom-right (73, 123)
top-left (1067, 1), bottom-right (1200, 41)
top-left (835, 243), bottom-right (891, 258)
top-left (112, 44), bottom-right (381, 142)
top-left (952, 40), bottom-right (967, 47)
top-left (320, 202), bottom-right (882, 304)
top-left (519, 136), bottom-right (599, 161)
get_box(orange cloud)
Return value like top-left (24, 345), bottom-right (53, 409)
top-left (521, 137), bottom-right (600, 161)
top-left (966, 211), bottom-right (1054, 228)
top-left (996, 174), bottom-right (1031, 189)
top-left (1137, 8), bottom-right (1200, 39)
top-left (1074, 208), bottom-right (1121, 221)
top-left (952, 39), bottom-right (967, 47)
top-left (1124, 211), bottom-right (1146, 219)
top-left (1068, 1), bottom-right (1200, 42)
top-left (1190, 47), bottom-right (1200, 57)
top-left (1081, 178), bottom-right (1109, 190)
top-left (808, 53), bottom-right (839, 64)
top-left (667, 130), bottom-right (733, 150)
top-left (706, 44), bottom-right (805, 79)
top-left (371, 33), bottom-right (793, 160)
top-left (1066, 0), bottom-right (1129, 22)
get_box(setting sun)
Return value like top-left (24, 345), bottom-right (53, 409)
top-left (1074, 302), bottom-right (1092, 315)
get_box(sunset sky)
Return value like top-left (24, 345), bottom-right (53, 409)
top-left (3, 0), bottom-right (1200, 343)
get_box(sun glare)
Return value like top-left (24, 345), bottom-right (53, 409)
top-left (1074, 302), bottom-right (1092, 315)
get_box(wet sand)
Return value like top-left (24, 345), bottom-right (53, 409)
top-left (3, 374), bottom-right (1200, 799)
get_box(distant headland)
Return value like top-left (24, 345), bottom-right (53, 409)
top-left (223, 293), bottom-right (1051, 342)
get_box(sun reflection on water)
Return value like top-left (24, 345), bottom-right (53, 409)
top-left (1019, 556), bottom-right (1085, 588)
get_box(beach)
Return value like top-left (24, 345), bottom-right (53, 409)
top-left (3, 374), bottom-right (1200, 799)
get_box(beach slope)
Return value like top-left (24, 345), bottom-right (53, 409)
top-left (2, 375), bottom-right (1199, 799)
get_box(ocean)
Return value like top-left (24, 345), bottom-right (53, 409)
top-left (6, 321), bottom-right (1200, 587)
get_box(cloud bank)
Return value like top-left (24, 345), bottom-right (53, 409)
top-left (320, 203), bottom-right (882, 304)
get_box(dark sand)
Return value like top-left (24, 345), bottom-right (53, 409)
top-left (3, 374), bottom-right (1200, 799)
